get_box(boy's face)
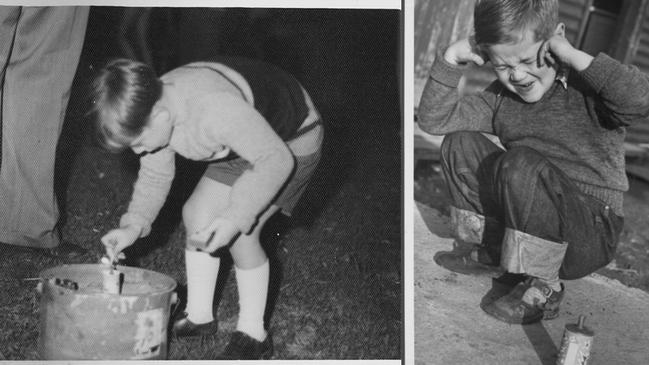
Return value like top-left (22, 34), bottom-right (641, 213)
top-left (130, 108), bottom-right (172, 155)
top-left (485, 25), bottom-right (562, 103)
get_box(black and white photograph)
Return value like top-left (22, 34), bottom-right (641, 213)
top-left (0, 1), bottom-right (402, 361)
top-left (414, 0), bottom-right (649, 364)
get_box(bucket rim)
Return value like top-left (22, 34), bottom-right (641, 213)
top-left (39, 263), bottom-right (177, 296)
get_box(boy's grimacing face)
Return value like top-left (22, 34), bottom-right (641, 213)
top-left (485, 25), bottom-right (562, 103)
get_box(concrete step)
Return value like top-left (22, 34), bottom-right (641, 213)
top-left (414, 201), bottom-right (649, 365)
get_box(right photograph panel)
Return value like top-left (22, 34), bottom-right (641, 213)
top-left (413, 0), bottom-right (649, 364)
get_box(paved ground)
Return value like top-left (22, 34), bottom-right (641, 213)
top-left (414, 202), bottom-right (649, 365)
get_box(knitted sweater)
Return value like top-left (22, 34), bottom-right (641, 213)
top-left (119, 61), bottom-right (320, 237)
top-left (418, 53), bottom-right (649, 216)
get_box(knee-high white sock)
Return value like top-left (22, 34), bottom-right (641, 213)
top-left (235, 260), bottom-right (269, 341)
top-left (185, 249), bottom-right (220, 324)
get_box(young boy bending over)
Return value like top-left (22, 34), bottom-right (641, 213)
top-left (91, 57), bottom-right (323, 358)
top-left (418, 0), bottom-right (649, 324)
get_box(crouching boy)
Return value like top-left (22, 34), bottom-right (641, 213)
top-left (417, 0), bottom-right (649, 324)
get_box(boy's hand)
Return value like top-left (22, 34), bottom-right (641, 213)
top-left (101, 225), bottom-right (141, 263)
top-left (444, 38), bottom-right (486, 67)
top-left (188, 217), bottom-right (240, 253)
top-left (538, 35), bottom-right (594, 72)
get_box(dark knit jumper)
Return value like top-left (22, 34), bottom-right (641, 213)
top-left (418, 53), bottom-right (649, 216)
top-left (189, 56), bottom-right (310, 141)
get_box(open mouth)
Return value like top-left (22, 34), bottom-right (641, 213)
top-left (514, 81), bottom-right (534, 92)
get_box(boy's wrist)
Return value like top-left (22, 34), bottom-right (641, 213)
top-left (576, 53), bottom-right (618, 93)
top-left (566, 48), bottom-right (594, 72)
top-left (120, 224), bottom-right (143, 238)
top-left (430, 52), bottom-right (464, 87)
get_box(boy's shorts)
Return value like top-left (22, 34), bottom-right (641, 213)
top-left (203, 149), bottom-right (321, 216)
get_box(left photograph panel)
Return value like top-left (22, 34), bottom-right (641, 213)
top-left (0, 5), bottom-right (402, 361)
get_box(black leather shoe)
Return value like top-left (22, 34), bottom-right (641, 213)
top-left (217, 331), bottom-right (273, 360)
top-left (434, 247), bottom-right (503, 277)
top-left (172, 312), bottom-right (218, 337)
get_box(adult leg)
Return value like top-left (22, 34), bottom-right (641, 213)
top-left (0, 8), bottom-right (20, 91)
top-left (0, 6), bottom-right (88, 248)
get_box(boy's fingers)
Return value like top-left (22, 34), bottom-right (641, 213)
top-left (101, 240), bottom-right (115, 257)
top-left (103, 237), bottom-right (127, 263)
top-left (205, 233), bottom-right (229, 253)
top-left (104, 245), bottom-right (116, 263)
top-left (200, 233), bottom-right (218, 253)
top-left (470, 53), bottom-right (485, 66)
top-left (538, 41), bottom-right (549, 67)
top-left (544, 52), bottom-right (556, 67)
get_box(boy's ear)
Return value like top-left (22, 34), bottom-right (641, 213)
top-left (554, 23), bottom-right (566, 37)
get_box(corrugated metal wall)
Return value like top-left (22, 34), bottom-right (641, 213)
top-left (631, 5), bottom-right (649, 74)
top-left (626, 2), bottom-right (649, 143)
top-left (559, 0), bottom-right (590, 44)
top-left (414, 0), bottom-right (475, 105)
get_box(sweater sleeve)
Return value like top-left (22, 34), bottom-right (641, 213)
top-left (578, 52), bottom-right (649, 125)
top-left (119, 147), bottom-right (176, 237)
top-left (203, 92), bottom-right (294, 234)
top-left (417, 55), bottom-right (499, 135)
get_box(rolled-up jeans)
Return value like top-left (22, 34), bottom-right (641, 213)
top-left (440, 131), bottom-right (624, 281)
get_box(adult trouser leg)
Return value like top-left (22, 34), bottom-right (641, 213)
top-left (0, 6), bottom-right (88, 248)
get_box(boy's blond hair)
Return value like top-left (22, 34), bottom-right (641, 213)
top-left (473, 0), bottom-right (559, 47)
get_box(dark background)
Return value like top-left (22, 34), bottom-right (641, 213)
top-left (0, 7), bottom-right (403, 360)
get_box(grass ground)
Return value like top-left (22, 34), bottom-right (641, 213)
top-left (0, 8), bottom-right (401, 360)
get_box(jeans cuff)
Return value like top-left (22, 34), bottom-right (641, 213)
top-left (501, 228), bottom-right (567, 282)
top-left (450, 206), bottom-right (485, 244)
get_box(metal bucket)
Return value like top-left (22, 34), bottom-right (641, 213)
top-left (37, 264), bottom-right (177, 360)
